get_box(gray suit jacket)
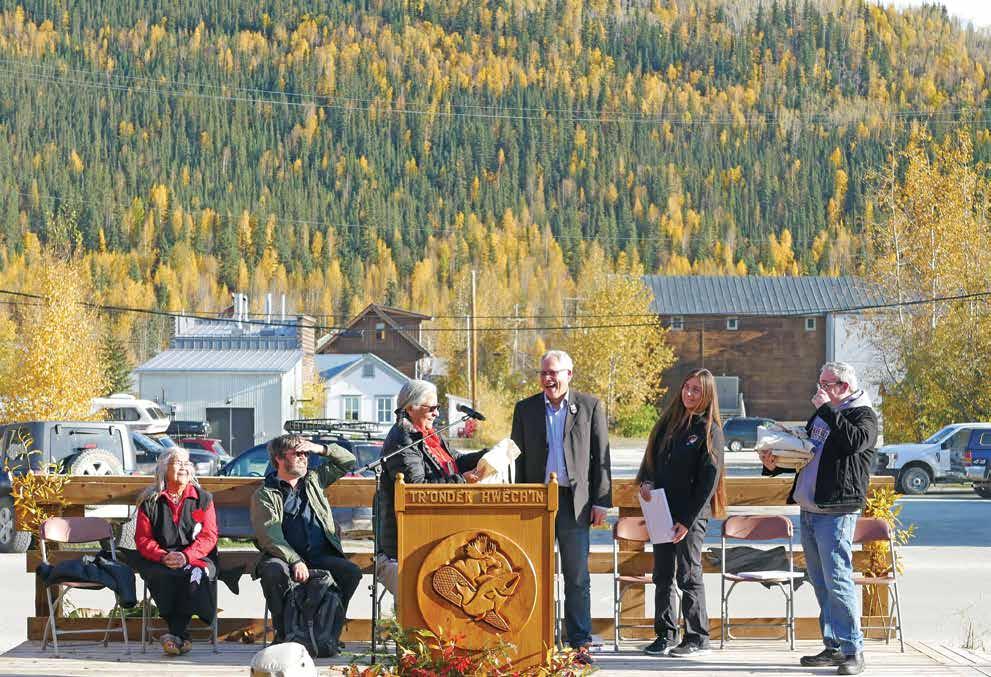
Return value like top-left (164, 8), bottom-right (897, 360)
top-left (511, 390), bottom-right (612, 524)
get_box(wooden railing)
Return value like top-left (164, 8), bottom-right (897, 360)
top-left (25, 475), bottom-right (895, 643)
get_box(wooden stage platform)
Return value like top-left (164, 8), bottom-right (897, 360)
top-left (1, 639), bottom-right (989, 676)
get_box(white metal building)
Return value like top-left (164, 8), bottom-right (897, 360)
top-left (134, 294), bottom-right (313, 454)
top-left (316, 353), bottom-right (409, 432)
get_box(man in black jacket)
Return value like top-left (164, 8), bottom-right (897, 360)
top-left (760, 362), bottom-right (877, 676)
top-left (512, 350), bottom-right (612, 664)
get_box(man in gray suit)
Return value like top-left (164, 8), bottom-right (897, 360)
top-left (511, 350), bottom-right (612, 663)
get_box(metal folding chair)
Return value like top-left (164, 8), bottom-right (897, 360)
top-left (611, 517), bottom-right (655, 651)
top-left (39, 517), bottom-right (130, 657)
top-left (853, 517), bottom-right (904, 652)
top-left (720, 514), bottom-right (803, 649)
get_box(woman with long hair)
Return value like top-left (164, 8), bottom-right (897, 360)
top-left (637, 368), bottom-right (726, 657)
top-left (134, 448), bottom-right (218, 655)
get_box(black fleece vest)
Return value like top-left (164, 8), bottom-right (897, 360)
top-left (140, 487), bottom-right (218, 565)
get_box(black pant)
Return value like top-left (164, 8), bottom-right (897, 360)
top-left (258, 553), bottom-right (362, 638)
top-left (652, 518), bottom-right (709, 645)
top-left (141, 562), bottom-right (217, 640)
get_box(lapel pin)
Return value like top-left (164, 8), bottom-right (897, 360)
top-left (569, 403), bottom-right (578, 415)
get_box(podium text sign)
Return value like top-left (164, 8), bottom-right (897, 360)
top-left (395, 475), bottom-right (558, 670)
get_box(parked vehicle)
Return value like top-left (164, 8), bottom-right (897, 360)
top-left (131, 431), bottom-right (220, 477)
top-left (91, 394), bottom-right (170, 434)
top-left (167, 419), bottom-right (211, 437)
top-left (0, 421), bottom-right (136, 553)
top-left (722, 416), bottom-right (778, 452)
top-left (178, 437), bottom-right (232, 467)
top-left (875, 422), bottom-right (991, 495)
top-left (949, 429), bottom-right (991, 499)
top-left (219, 421), bottom-right (385, 539)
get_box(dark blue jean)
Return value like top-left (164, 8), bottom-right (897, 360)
top-left (557, 486), bottom-right (592, 648)
top-left (800, 510), bottom-right (863, 655)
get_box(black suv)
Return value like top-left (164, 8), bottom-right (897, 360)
top-left (723, 417), bottom-right (778, 452)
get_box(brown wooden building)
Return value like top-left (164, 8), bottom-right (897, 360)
top-left (316, 304), bottom-right (433, 378)
top-left (644, 276), bottom-right (881, 421)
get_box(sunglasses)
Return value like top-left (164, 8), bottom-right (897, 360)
top-left (285, 450), bottom-right (308, 459)
top-left (420, 404), bottom-right (441, 412)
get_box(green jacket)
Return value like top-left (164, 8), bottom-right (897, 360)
top-left (250, 443), bottom-right (355, 566)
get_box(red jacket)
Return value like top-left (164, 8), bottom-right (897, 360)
top-left (135, 483), bottom-right (218, 568)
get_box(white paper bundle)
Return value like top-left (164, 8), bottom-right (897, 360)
top-left (755, 425), bottom-right (814, 453)
top-left (475, 438), bottom-right (521, 483)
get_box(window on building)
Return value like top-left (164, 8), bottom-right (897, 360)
top-left (670, 316), bottom-right (684, 330)
top-left (726, 317), bottom-right (739, 331)
top-left (376, 396), bottom-right (394, 424)
top-left (362, 363), bottom-right (375, 378)
top-left (805, 317), bottom-right (817, 331)
top-left (343, 396), bottom-right (361, 421)
top-left (376, 322), bottom-right (386, 341)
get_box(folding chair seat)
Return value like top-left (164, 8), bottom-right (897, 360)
top-left (720, 514), bottom-right (803, 649)
top-left (39, 517), bottom-right (130, 657)
top-left (853, 517), bottom-right (904, 652)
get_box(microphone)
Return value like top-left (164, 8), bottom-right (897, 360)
top-left (457, 404), bottom-right (487, 421)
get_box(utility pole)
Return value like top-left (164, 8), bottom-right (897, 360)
top-left (465, 312), bottom-right (472, 406)
top-left (470, 269), bottom-right (478, 407)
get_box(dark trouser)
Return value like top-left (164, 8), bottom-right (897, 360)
top-left (557, 486), bottom-right (593, 649)
top-left (258, 553), bottom-right (362, 639)
top-left (652, 518), bottom-right (709, 646)
top-left (141, 562), bottom-right (217, 640)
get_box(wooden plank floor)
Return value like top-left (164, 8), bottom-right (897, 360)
top-left (1, 639), bottom-right (990, 676)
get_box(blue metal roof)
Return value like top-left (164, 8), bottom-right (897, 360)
top-left (315, 354), bottom-right (362, 380)
top-left (135, 350), bottom-right (303, 373)
top-left (643, 276), bottom-right (883, 316)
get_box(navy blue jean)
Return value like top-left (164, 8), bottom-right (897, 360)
top-left (557, 486), bottom-right (592, 648)
top-left (800, 510), bottom-right (863, 655)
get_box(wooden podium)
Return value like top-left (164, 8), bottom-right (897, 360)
top-left (394, 474), bottom-right (558, 670)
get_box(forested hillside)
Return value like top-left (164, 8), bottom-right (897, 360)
top-left (0, 0), bottom-right (989, 371)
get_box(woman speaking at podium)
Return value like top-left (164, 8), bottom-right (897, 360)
top-left (375, 379), bottom-right (485, 595)
top-left (636, 368), bottom-right (726, 658)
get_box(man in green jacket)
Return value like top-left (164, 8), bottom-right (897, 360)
top-left (251, 433), bottom-right (360, 642)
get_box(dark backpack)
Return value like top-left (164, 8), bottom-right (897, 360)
top-left (281, 569), bottom-right (345, 657)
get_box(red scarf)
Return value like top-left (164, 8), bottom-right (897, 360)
top-left (415, 423), bottom-right (458, 477)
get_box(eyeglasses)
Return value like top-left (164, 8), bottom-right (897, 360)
top-left (818, 380), bottom-right (843, 389)
top-left (420, 404), bottom-right (441, 412)
top-left (169, 460), bottom-right (193, 468)
top-left (538, 369), bottom-right (569, 378)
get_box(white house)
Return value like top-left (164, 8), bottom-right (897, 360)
top-left (134, 294), bottom-right (314, 454)
top-left (317, 353), bottom-right (410, 432)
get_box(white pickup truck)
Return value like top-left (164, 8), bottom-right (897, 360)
top-left (874, 422), bottom-right (991, 495)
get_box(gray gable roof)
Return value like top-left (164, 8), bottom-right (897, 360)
top-left (644, 275), bottom-right (883, 316)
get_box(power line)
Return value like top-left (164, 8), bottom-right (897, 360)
top-left (1, 287), bottom-right (988, 332)
top-left (0, 57), bottom-right (988, 127)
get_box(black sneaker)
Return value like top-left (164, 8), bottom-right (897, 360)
top-left (644, 637), bottom-right (672, 656)
top-left (837, 653), bottom-right (865, 675)
top-left (800, 648), bottom-right (845, 667)
top-left (669, 640), bottom-right (709, 656)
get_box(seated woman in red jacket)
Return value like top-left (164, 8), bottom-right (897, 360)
top-left (134, 448), bottom-right (218, 655)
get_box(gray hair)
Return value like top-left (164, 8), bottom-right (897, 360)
top-left (138, 448), bottom-right (199, 506)
top-left (541, 350), bottom-right (574, 372)
top-left (822, 361), bottom-right (859, 392)
top-left (395, 379), bottom-right (437, 418)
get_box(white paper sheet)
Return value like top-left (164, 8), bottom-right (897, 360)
top-left (638, 487), bottom-right (675, 544)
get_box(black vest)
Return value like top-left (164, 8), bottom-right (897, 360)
top-left (140, 487), bottom-right (219, 569)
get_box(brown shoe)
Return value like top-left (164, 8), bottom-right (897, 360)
top-left (160, 634), bottom-right (181, 656)
top-left (179, 639), bottom-right (192, 654)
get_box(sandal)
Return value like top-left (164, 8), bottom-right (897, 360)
top-left (160, 634), bottom-right (182, 656)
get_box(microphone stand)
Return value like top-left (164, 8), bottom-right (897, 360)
top-left (363, 414), bottom-right (473, 656)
